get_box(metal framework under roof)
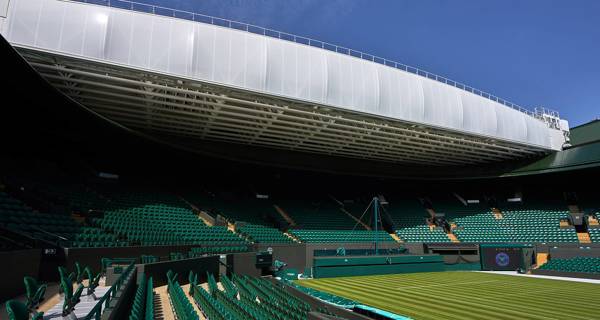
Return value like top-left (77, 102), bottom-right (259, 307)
top-left (19, 48), bottom-right (550, 167)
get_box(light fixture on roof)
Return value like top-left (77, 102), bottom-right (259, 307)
top-left (95, 13), bottom-right (108, 24)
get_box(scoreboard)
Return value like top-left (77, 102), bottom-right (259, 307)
top-left (479, 244), bottom-right (534, 271)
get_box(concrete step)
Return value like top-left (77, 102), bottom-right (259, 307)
top-left (154, 285), bottom-right (176, 320)
top-left (536, 253), bottom-right (549, 268)
top-left (284, 232), bottom-right (301, 243)
top-left (389, 233), bottom-right (403, 243)
top-left (274, 204), bottom-right (297, 226)
top-left (447, 233), bottom-right (460, 243)
top-left (43, 287), bottom-right (111, 320)
top-left (340, 208), bottom-right (371, 230)
top-left (577, 232), bottom-right (591, 244)
top-left (180, 284), bottom-right (205, 320)
top-left (492, 208), bottom-right (503, 219)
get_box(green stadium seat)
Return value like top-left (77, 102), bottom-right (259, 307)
top-left (289, 229), bottom-right (395, 243)
top-left (237, 224), bottom-right (293, 244)
top-left (84, 267), bottom-right (101, 296)
top-left (60, 274), bottom-right (84, 316)
top-left (6, 300), bottom-right (43, 320)
top-left (539, 257), bottom-right (600, 273)
top-left (23, 276), bottom-right (46, 311)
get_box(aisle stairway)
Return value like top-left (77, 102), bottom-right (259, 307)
top-left (492, 208), bottom-right (503, 219)
top-left (236, 224), bottom-right (293, 243)
top-left (577, 232), bottom-right (591, 244)
top-left (273, 204), bottom-right (296, 227)
top-left (536, 253), bottom-right (549, 268)
top-left (340, 208), bottom-right (371, 230)
top-left (154, 285), bottom-right (175, 320)
top-left (389, 233), bottom-right (403, 243)
top-left (284, 232), bottom-right (301, 243)
top-left (447, 233), bottom-right (459, 243)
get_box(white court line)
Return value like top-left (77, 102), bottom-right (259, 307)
top-left (397, 279), bottom-right (499, 290)
top-left (477, 271), bottom-right (600, 284)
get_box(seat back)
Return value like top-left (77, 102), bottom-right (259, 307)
top-left (60, 277), bottom-right (73, 301)
top-left (75, 262), bottom-right (84, 284)
top-left (166, 269), bottom-right (177, 283)
top-left (24, 276), bottom-right (38, 299)
top-left (6, 300), bottom-right (29, 320)
top-left (58, 266), bottom-right (74, 283)
top-left (72, 284), bottom-right (84, 302)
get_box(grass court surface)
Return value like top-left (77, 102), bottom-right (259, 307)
top-left (295, 271), bottom-right (600, 320)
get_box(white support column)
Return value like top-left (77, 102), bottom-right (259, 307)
top-left (0, 0), bottom-right (9, 17)
top-left (0, 0), bottom-right (9, 34)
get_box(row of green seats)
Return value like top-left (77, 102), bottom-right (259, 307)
top-left (5, 300), bottom-right (43, 320)
top-left (289, 229), bottom-right (395, 243)
top-left (452, 210), bottom-right (579, 243)
top-left (539, 257), bottom-right (600, 274)
top-left (234, 274), bottom-right (311, 320)
top-left (129, 273), bottom-right (154, 320)
top-left (170, 252), bottom-right (187, 261)
top-left (0, 192), bottom-right (123, 247)
top-left (589, 228), bottom-right (600, 243)
top-left (192, 272), bottom-right (312, 320)
top-left (166, 270), bottom-right (198, 320)
top-left (237, 224), bottom-right (293, 243)
top-left (141, 255), bottom-right (158, 264)
top-left (396, 225), bottom-right (451, 243)
top-left (67, 240), bottom-right (129, 248)
top-left (189, 246), bottom-right (249, 256)
top-left (280, 199), bottom-right (357, 230)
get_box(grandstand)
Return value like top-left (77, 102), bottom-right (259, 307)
top-left (452, 210), bottom-right (579, 243)
top-left (1, 0), bottom-right (600, 319)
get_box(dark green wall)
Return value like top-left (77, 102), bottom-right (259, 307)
top-left (570, 120), bottom-right (600, 146)
top-left (313, 255), bottom-right (444, 278)
top-left (503, 140), bottom-right (600, 176)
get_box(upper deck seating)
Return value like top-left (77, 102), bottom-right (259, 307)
top-left (539, 257), bottom-right (600, 274)
top-left (453, 210), bottom-right (578, 243)
top-left (237, 224), bottom-right (293, 243)
top-left (289, 229), bottom-right (395, 243)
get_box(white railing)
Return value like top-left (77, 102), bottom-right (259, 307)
top-left (71, 0), bottom-right (556, 120)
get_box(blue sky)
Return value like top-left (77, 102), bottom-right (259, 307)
top-left (138, 0), bottom-right (599, 127)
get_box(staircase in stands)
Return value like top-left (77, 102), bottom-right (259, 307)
top-left (389, 233), bottom-right (403, 243)
top-left (340, 207), bottom-right (371, 230)
top-left (492, 208), bottom-right (503, 219)
top-left (446, 233), bottom-right (460, 243)
top-left (536, 253), bottom-right (549, 268)
top-left (274, 204), bottom-right (297, 227)
top-left (577, 232), bottom-right (591, 244)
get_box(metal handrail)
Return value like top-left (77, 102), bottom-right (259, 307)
top-left (71, 0), bottom-right (546, 118)
top-left (83, 262), bottom-right (135, 320)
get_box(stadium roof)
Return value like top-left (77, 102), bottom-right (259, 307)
top-left (1, 0), bottom-right (573, 169)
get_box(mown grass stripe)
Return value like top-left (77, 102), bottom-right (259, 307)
top-left (355, 274), bottom-right (594, 317)
top-left (338, 274), bottom-right (587, 319)
top-left (302, 281), bottom-right (474, 320)
top-left (296, 272), bottom-right (600, 320)
top-left (303, 277), bottom-right (527, 320)
top-left (311, 276), bottom-right (560, 320)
